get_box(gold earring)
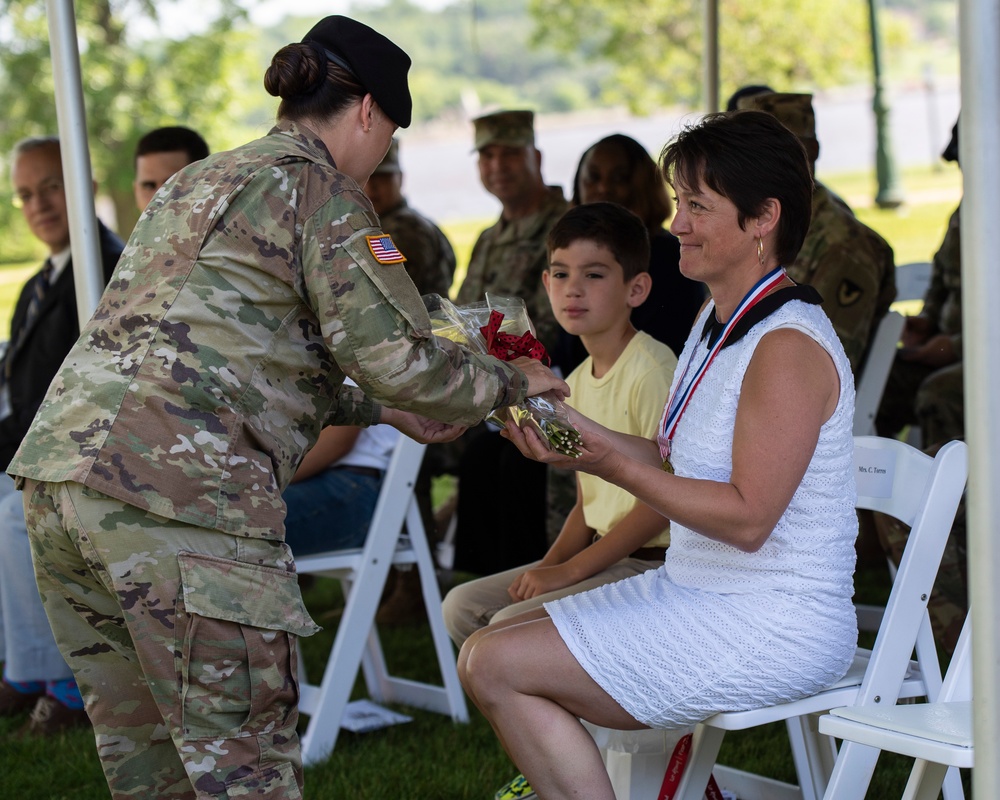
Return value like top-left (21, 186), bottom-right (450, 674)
top-left (757, 237), bottom-right (765, 267)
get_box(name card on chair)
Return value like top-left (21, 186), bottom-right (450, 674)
top-left (854, 446), bottom-right (896, 498)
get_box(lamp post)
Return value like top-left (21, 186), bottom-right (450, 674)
top-left (869, 0), bottom-right (904, 208)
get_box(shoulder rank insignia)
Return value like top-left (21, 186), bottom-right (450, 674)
top-left (366, 234), bottom-right (407, 264)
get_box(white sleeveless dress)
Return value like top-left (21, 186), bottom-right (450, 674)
top-left (545, 298), bottom-right (858, 729)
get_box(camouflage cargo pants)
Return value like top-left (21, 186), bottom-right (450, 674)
top-left (22, 480), bottom-right (319, 799)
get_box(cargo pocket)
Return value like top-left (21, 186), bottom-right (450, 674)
top-left (176, 551), bottom-right (319, 741)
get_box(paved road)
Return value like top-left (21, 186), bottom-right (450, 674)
top-left (398, 81), bottom-right (961, 224)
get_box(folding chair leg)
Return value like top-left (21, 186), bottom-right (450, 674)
top-left (673, 724), bottom-right (726, 800)
top-left (787, 713), bottom-right (837, 800)
top-left (902, 759), bottom-right (952, 800)
top-left (353, 501), bottom-right (469, 722)
top-left (406, 500), bottom-right (468, 722)
top-left (820, 739), bottom-right (883, 800)
top-left (299, 557), bottom-right (395, 766)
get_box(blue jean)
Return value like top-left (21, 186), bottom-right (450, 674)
top-left (0, 472), bottom-right (73, 682)
top-left (282, 467), bottom-right (382, 556)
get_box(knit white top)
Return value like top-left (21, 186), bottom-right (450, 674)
top-left (545, 297), bottom-right (859, 729)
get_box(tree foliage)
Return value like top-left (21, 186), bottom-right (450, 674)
top-left (0, 0), bottom-right (260, 246)
top-left (528, 0), bottom-right (880, 111)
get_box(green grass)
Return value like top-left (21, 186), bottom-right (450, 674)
top-left (0, 560), bottom-right (966, 799)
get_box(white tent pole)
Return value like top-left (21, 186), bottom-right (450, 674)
top-left (703, 0), bottom-right (719, 112)
top-left (46, 0), bottom-right (104, 326)
top-left (958, 0), bottom-right (1000, 795)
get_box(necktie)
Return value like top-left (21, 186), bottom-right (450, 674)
top-left (4, 259), bottom-right (53, 379)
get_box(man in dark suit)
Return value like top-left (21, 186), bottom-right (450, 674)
top-left (0, 136), bottom-right (123, 736)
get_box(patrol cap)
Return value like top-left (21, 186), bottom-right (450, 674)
top-left (737, 92), bottom-right (816, 142)
top-left (473, 110), bottom-right (535, 151)
top-left (373, 138), bottom-right (401, 174)
top-left (303, 16), bottom-right (413, 128)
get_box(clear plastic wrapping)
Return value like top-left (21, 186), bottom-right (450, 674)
top-left (425, 293), bottom-right (583, 457)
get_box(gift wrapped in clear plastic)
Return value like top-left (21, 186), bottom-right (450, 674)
top-left (424, 292), bottom-right (583, 457)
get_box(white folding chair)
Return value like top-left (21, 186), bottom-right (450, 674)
top-left (854, 310), bottom-right (905, 436)
top-left (671, 436), bottom-right (968, 800)
top-left (819, 614), bottom-right (972, 800)
top-left (295, 435), bottom-right (469, 766)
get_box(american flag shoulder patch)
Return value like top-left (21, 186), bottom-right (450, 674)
top-left (365, 234), bottom-right (407, 264)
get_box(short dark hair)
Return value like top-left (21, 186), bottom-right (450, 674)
top-left (660, 111), bottom-right (813, 266)
top-left (547, 202), bottom-right (650, 281)
top-left (572, 134), bottom-right (673, 231)
top-left (134, 126), bottom-right (209, 166)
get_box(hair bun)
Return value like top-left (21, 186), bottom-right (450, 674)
top-left (264, 43), bottom-right (326, 99)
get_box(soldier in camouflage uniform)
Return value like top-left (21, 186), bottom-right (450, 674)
top-left (738, 92), bottom-right (897, 373)
top-left (457, 109), bottom-right (569, 361)
top-left (364, 137), bottom-right (455, 297)
top-left (873, 122), bottom-right (966, 655)
top-left (6, 17), bottom-right (566, 800)
top-left (876, 204), bottom-right (963, 448)
top-left (446, 111), bottom-right (570, 576)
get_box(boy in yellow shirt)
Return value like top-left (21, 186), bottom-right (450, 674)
top-left (443, 201), bottom-right (679, 644)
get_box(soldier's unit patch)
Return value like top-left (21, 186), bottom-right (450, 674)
top-left (837, 278), bottom-right (863, 307)
top-left (366, 234), bottom-right (406, 264)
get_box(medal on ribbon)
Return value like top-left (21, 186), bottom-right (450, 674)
top-left (657, 266), bottom-right (788, 471)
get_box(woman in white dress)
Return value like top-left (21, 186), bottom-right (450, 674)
top-left (458, 110), bottom-right (858, 800)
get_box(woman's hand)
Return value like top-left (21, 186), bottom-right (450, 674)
top-left (380, 407), bottom-right (467, 444)
top-left (511, 356), bottom-right (570, 401)
top-left (501, 416), bottom-right (623, 480)
top-left (508, 563), bottom-right (577, 601)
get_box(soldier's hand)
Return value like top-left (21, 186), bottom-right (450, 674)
top-left (381, 407), bottom-right (468, 444)
top-left (900, 333), bottom-right (958, 368)
top-left (511, 356), bottom-right (570, 401)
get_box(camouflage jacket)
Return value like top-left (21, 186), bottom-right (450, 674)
top-left (921, 204), bottom-right (962, 355)
top-left (7, 121), bottom-right (525, 539)
top-left (457, 186), bottom-right (568, 360)
top-left (379, 198), bottom-right (455, 298)
top-left (789, 182), bottom-right (897, 372)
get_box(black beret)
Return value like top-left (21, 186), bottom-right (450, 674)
top-left (303, 16), bottom-right (413, 128)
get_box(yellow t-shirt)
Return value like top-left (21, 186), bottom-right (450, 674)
top-left (566, 331), bottom-right (678, 545)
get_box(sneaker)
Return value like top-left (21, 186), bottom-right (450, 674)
top-left (15, 696), bottom-right (89, 738)
top-left (0, 680), bottom-right (45, 716)
top-left (494, 773), bottom-right (536, 800)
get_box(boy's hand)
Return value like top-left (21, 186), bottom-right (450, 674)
top-left (511, 356), bottom-right (570, 401)
top-left (508, 563), bottom-right (578, 601)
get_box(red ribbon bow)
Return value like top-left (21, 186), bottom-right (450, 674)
top-left (479, 310), bottom-right (551, 365)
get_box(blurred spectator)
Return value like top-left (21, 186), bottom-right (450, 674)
top-left (738, 91), bottom-right (896, 372)
top-left (133, 125), bottom-right (209, 210)
top-left (0, 136), bottom-right (123, 736)
top-left (448, 110), bottom-right (569, 576)
top-left (364, 138), bottom-right (455, 297)
top-left (555, 133), bottom-right (704, 370)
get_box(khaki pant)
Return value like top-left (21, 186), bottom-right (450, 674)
top-left (441, 556), bottom-right (663, 648)
top-left (23, 480), bottom-right (318, 799)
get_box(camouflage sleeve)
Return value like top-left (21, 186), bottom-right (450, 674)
top-left (326, 384), bottom-right (382, 427)
top-left (922, 206), bottom-right (961, 330)
top-left (303, 205), bottom-right (527, 426)
top-left (807, 241), bottom-right (885, 372)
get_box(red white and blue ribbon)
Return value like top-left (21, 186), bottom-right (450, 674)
top-left (658, 266), bottom-right (787, 462)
